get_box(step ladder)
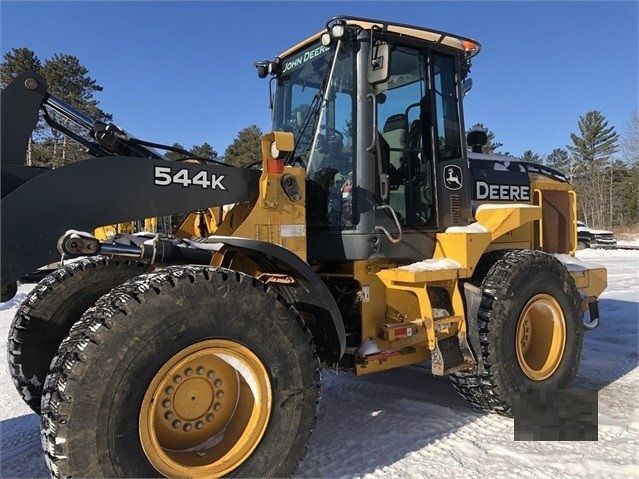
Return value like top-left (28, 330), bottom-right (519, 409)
top-left (376, 258), bottom-right (476, 376)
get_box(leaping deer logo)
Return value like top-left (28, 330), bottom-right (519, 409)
top-left (444, 165), bottom-right (462, 190)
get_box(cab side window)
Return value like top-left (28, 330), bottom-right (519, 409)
top-left (433, 53), bottom-right (462, 160)
top-left (376, 46), bottom-right (435, 227)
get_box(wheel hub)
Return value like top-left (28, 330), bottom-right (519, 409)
top-left (160, 372), bottom-right (224, 436)
top-left (139, 340), bottom-right (272, 478)
top-left (515, 294), bottom-right (567, 381)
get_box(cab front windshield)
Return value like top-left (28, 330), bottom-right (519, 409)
top-left (273, 38), bottom-right (355, 229)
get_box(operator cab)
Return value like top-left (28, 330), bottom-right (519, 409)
top-left (256, 16), bottom-right (481, 262)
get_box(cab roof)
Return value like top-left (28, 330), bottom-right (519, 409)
top-left (279, 15), bottom-right (481, 59)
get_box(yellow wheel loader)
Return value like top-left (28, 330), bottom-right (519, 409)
top-left (1, 16), bottom-right (606, 478)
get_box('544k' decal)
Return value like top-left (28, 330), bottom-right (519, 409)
top-left (154, 166), bottom-right (226, 190)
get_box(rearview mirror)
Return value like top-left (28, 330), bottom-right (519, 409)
top-left (368, 41), bottom-right (390, 85)
top-left (461, 78), bottom-right (473, 97)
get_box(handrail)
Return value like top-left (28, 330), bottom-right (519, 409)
top-left (533, 188), bottom-right (543, 250)
top-left (374, 204), bottom-right (403, 243)
top-left (568, 190), bottom-right (578, 254)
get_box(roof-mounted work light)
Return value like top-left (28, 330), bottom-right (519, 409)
top-left (254, 60), bottom-right (270, 79)
top-left (321, 18), bottom-right (347, 46)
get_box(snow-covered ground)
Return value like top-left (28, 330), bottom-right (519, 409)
top-left (1, 249), bottom-right (637, 478)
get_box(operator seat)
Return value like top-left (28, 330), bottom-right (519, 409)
top-left (405, 119), bottom-right (432, 225)
top-left (381, 114), bottom-right (407, 172)
top-left (381, 114), bottom-right (408, 221)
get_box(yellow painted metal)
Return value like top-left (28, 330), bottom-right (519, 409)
top-left (94, 221), bottom-right (138, 240)
top-left (433, 234), bottom-right (490, 278)
top-left (427, 205), bottom-right (541, 277)
top-left (529, 174), bottom-right (574, 192)
top-left (376, 320), bottom-right (428, 351)
top-left (353, 260), bottom-right (395, 344)
top-left (93, 225), bottom-right (114, 240)
top-left (175, 208), bottom-right (226, 238)
top-left (474, 205), bottom-right (542, 243)
top-left (355, 347), bottom-right (429, 375)
top-left (515, 294), bottom-right (566, 381)
top-left (144, 217), bottom-right (158, 233)
top-left (569, 265), bottom-right (608, 300)
top-left (139, 339), bottom-right (272, 478)
top-left (351, 261), bottom-right (433, 375)
top-left (376, 265), bottom-right (466, 353)
top-left (370, 204), bottom-right (547, 373)
top-left (227, 132), bottom-right (307, 261)
top-left (211, 202), bottom-right (255, 237)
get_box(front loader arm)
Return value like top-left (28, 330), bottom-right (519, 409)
top-left (1, 71), bottom-right (47, 169)
top-left (1, 155), bottom-right (261, 286)
top-left (1, 70), bottom-right (261, 287)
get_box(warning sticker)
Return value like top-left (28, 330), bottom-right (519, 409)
top-left (280, 224), bottom-right (306, 237)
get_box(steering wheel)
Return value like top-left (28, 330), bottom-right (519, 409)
top-left (320, 125), bottom-right (344, 143)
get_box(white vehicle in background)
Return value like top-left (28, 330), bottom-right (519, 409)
top-left (577, 221), bottom-right (617, 249)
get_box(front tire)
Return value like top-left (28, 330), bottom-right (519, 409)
top-left (451, 250), bottom-right (583, 416)
top-left (40, 265), bottom-right (320, 478)
top-left (8, 256), bottom-right (148, 413)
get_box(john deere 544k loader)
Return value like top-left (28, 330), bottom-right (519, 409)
top-left (1, 16), bottom-right (606, 478)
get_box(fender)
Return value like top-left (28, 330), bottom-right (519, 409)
top-left (201, 236), bottom-right (346, 363)
top-left (1, 156), bottom-right (261, 285)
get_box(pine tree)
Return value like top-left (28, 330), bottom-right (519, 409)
top-left (568, 111), bottom-right (618, 165)
top-left (568, 111), bottom-right (619, 228)
top-left (164, 143), bottom-right (187, 161)
top-left (606, 160), bottom-right (637, 226)
top-left (190, 143), bottom-right (218, 160)
top-left (545, 148), bottom-right (571, 175)
top-left (521, 150), bottom-right (543, 164)
top-left (224, 125), bottom-right (263, 167)
top-left (1, 47), bottom-right (41, 87)
top-left (41, 54), bottom-right (112, 166)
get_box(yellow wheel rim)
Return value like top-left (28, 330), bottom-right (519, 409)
top-left (139, 340), bottom-right (272, 478)
top-left (515, 294), bottom-right (567, 381)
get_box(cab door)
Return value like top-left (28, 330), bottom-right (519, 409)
top-left (373, 42), bottom-right (471, 260)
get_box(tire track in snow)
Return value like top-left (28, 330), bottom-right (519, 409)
top-left (295, 367), bottom-right (511, 478)
top-left (1, 434), bottom-right (41, 463)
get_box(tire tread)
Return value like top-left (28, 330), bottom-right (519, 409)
top-left (40, 265), bottom-right (320, 479)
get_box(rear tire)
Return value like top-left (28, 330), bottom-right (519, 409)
top-left (8, 257), bottom-right (148, 414)
top-left (40, 265), bottom-right (320, 478)
top-left (451, 250), bottom-right (583, 416)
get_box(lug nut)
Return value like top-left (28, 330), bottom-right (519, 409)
top-left (162, 399), bottom-right (171, 408)
top-left (216, 390), bottom-right (224, 399)
top-left (165, 386), bottom-right (174, 395)
top-left (165, 411), bottom-right (174, 420)
top-left (197, 367), bottom-right (205, 375)
top-left (172, 420), bottom-right (182, 429)
top-left (214, 379), bottom-right (222, 388)
top-left (213, 402), bottom-right (222, 411)
top-left (207, 370), bottom-right (215, 379)
top-left (196, 421), bottom-right (204, 429)
top-left (206, 413), bottom-right (214, 422)
top-left (173, 375), bottom-right (182, 384)
top-left (185, 368), bottom-right (193, 377)
top-left (183, 423), bottom-right (192, 432)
